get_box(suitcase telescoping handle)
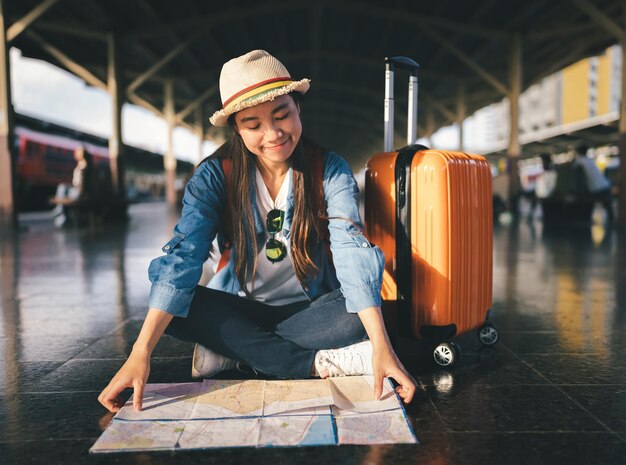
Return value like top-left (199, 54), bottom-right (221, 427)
top-left (384, 56), bottom-right (420, 152)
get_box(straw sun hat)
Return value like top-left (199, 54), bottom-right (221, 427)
top-left (209, 50), bottom-right (310, 127)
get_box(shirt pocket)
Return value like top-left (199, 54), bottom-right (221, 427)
top-left (161, 232), bottom-right (186, 254)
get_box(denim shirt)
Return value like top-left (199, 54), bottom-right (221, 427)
top-left (148, 151), bottom-right (385, 318)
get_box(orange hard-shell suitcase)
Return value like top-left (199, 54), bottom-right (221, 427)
top-left (365, 57), bottom-right (499, 367)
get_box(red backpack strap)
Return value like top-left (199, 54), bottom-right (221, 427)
top-left (216, 157), bottom-right (233, 273)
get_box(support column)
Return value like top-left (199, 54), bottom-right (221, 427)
top-left (457, 82), bottom-right (466, 152)
top-left (107, 32), bottom-right (125, 197)
top-left (164, 79), bottom-right (177, 207)
top-left (0, 0), bottom-right (16, 229)
top-left (507, 33), bottom-right (522, 216)
top-left (617, 36), bottom-right (626, 233)
top-left (426, 109), bottom-right (435, 148)
top-left (194, 106), bottom-right (205, 163)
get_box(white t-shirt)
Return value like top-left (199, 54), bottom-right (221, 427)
top-left (535, 171), bottom-right (557, 199)
top-left (239, 166), bottom-right (307, 305)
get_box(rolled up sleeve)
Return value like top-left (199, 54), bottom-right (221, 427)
top-left (323, 152), bottom-right (385, 313)
top-left (147, 160), bottom-right (225, 317)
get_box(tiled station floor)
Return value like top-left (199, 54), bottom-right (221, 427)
top-left (1, 202), bottom-right (625, 464)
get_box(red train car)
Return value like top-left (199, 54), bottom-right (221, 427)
top-left (16, 126), bottom-right (110, 188)
top-left (13, 115), bottom-right (195, 211)
top-left (14, 127), bottom-right (112, 211)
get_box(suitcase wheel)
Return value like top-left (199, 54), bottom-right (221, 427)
top-left (477, 323), bottom-right (500, 346)
top-left (433, 342), bottom-right (461, 367)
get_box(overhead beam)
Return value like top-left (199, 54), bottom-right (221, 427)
top-left (333, 0), bottom-right (508, 40)
top-left (422, 91), bottom-right (456, 122)
top-left (426, 0), bottom-right (499, 70)
top-left (126, 29), bottom-right (205, 95)
top-left (7, 0), bottom-right (60, 42)
top-left (130, 0), bottom-right (211, 119)
top-left (33, 20), bottom-right (107, 40)
top-left (528, 34), bottom-right (599, 87)
top-left (312, 118), bottom-right (382, 160)
top-left (26, 30), bottom-right (106, 90)
top-left (125, 91), bottom-right (195, 133)
top-left (303, 102), bottom-right (412, 150)
top-left (305, 51), bottom-right (461, 81)
top-left (319, 82), bottom-right (379, 101)
top-left (420, 23), bottom-right (510, 96)
top-left (130, 0), bottom-right (508, 41)
top-left (176, 83), bottom-right (218, 125)
top-left (127, 93), bottom-right (163, 118)
top-left (570, 0), bottom-right (625, 42)
top-left (304, 100), bottom-right (398, 136)
top-left (525, 23), bottom-right (596, 39)
top-left (129, 3), bottom-right (297, 39)
top-left (161, 52), bottom-right (462, 83)
top-left (25, 29), bottom-right (196, 181)
top-left (317, 80), bottom-right (470, 137)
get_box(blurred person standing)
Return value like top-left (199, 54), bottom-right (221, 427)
top-left (532, 153), bottom-right (557, 218)
top-left (71, 145), bottom-right (94, 200)
top-left (573, 144), bottom-right (613, 224)
top-left (535, 153), bottom-right (557, 200)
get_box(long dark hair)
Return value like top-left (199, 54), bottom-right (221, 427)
top-left (207, 96), bottom-right (326, 294)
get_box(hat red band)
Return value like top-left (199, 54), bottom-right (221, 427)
top-left (222, 77), bottom-right (293, 109)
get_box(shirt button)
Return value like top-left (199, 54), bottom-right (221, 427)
top-left (361, 242), bottom-right (368, 248)
top-left (303, 286), bottom-right (309, 291)
top-left (164, 245), bottom-right (171, 250)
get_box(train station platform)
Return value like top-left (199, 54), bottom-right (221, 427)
top-left (1, 202), bottom-right (626, 464)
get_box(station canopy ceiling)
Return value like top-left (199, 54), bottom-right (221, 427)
top-left (9, 0), bottom-right (624, 167)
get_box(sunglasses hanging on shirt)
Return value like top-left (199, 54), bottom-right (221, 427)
top-left (265, 209), bottom-right (286, 263)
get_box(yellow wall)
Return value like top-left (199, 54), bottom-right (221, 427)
top-left (597, 51), bottom-right (611, 115)
top-left (561, 59), bottom-right (590, 124)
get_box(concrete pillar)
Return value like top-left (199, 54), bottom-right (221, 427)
top-left (426, 109), bottom-right (435, 148)
top-left (107, 32), bottom-right (125, 197)
top-left (507, 33), bottom-right (522, 216)
top-left (457, 82), bottom-right (465, 152)
top-left (194, 106), bottom-right (205, 163)
top-left (0, 0), bottom-right (16, 229)
top-left (164, 79), bottom-right (177, 207)
top-left (618, 38), bottom-right (626, 230)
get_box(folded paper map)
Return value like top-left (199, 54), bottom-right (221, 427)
top-left (91, 376), bottom-right (417, 452)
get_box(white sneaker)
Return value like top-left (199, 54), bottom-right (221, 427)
top-left (191, 343), bottom-right (238, 378)
top-left (314, 340), bottom-right (374, 378)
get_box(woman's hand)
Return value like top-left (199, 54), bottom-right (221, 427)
top-left (98, 348), bottom-right (151, 413)
top-left (357, 306), bottom-right (417, 404)
top-left (371, 342), bottom-right (417, 404)
top-left (98, 308), bottom-right (173, 413)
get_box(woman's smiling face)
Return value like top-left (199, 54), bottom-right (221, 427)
top-left (234, 94), bottom-right (302, 166)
